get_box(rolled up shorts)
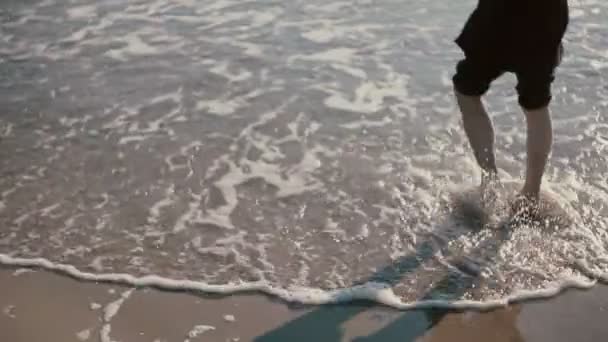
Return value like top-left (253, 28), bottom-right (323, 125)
top-left (452, 0), bottom-right (569, 111)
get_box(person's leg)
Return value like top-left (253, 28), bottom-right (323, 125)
top-left (520, 106), bottom-right (552, 199)
top-left (513, 0), bottom-right (567, 201)
top-left (515, 54), bottom-right (559, 201)
top-left (454, 89), bottom-right (498, 177)
top-left (452, 58), bottom-right (503, 184)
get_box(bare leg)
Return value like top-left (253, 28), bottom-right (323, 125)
top-left (454, 88), bottom-right (498, 180)
top-left (510, 106), bottom-right (553, 220)
top-left (521, 106), bottom-right (553, 199)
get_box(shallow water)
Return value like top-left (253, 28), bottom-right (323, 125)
top-left (1, 0), bottom-right (607, 307)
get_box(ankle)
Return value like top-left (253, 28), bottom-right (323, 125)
top-left (519, 187), bottom-right (540, 200)
top-left (481, 169), bottom-right (498, 182)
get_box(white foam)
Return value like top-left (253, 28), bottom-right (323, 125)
top-left (100, 325), bottom-right (113, 342)
top-left (90, 256), bottom-right (107, 272)
top-left (104, 290), bottom-right (133, 322)
top-left (100, 289), bottom-right (134, 342)
top-left (173, 192), bottom-right (202, 233)
top-left (289, 47), bottom-right (358, 65)
top-left (331, 63), bottom-right (368, 79)
top-left (40, 203), bottom-right (61, 217)
top-left (305, 1), bottom-right (352, 13)
top-left (76, 329), bottom-right (91, 341)
top-left (195, 89), bottom-right (264, 117)
top-left (223, 314), bottom-right (235, 322)
top-left (196, 98), bottom-right (244, 116)
top-left (67, 5), bottom-right (96, 19)
top-left (301, 29), bottom-right (337, 44)
top-left (148, 184), bottom-right (177, 226)
top-left (186, 324), bottom-right (215, 339)
top-left (3, 304), bottom-right (16, 319)
top-left (12, 268), bottom-right (34, 276)
top-left (341, 116), bottom-right (392, 130)
top-left (299, 22), bottom-right (383, 44)
top-left (0, 254), bottom-right (600, 310)
top-left (202, 146), bottom-right (324, 230)
top-left (571, 8), bottom-right (586, 18)
top-left (105, 31), bottom-right (181, 62)
top-left (0, 122), bottom-right (13, 138)
top-left (315, 77), bottom-right (409, 114)
top-left (118, 135), bottom-right (147, 145)
top-left (209, 62), bottom-right (252, 83)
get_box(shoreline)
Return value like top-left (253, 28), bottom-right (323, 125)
top-left (2, 266), bottom-right (608, 342)
top-left (0, 254), bottom-right (601, 312)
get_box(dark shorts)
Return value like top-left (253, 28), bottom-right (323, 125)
top-left (452, 0), bottom-right (569, 110)
top-left (453, 45), bottom-right (564, 110)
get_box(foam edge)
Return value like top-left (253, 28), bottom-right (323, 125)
top-left (0, 254), bottom-right (601, 311)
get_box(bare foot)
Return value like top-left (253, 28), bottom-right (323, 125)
top-left (479, 171), bottom-right (500, 207)
top-left (480, 170), bottom-right (499, 188)
top-left (510, 192), bottom-right (541, 222)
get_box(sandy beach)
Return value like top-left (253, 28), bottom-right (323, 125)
top-left (2, 266), bottom-right (608, 342)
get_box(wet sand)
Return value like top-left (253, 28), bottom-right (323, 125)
top-left (1, 266), bottom-right (607, 342)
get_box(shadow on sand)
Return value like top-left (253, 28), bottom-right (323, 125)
top-left (254, 192), bottom-right (525, 342)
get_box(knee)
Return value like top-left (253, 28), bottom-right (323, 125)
top-left (454, 86), bottom-right (482, 107)
top-left (453, 81), bottom-right (483, 105)
top-left (516, 80), bottom-right (553, 111)
top-left (452, 73), bottom-right (488, 100)
top-left (516, 67), bottom-right (556, 110)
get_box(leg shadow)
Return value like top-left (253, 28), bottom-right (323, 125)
top-left (253, 241), bottom-right (438, 342)
top-left (254, 194), bottom-right (509, 342)
top-left (353, 226), bottom-right (518, 341)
